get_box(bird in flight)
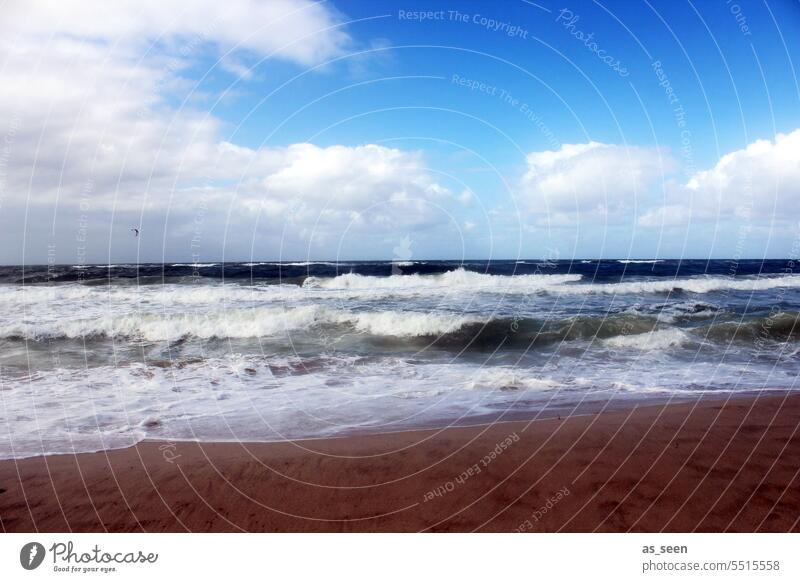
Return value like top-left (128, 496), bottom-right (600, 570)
top-left (131, 227), bottom-right (139, 237)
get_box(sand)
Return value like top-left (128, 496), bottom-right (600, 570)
top-left (1, 393), bottom-right (799, 532)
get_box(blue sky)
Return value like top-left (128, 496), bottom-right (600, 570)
top-left (217, 0), bottom-right (799, 163)
top-left (1, 0), bottom-right (799, 263)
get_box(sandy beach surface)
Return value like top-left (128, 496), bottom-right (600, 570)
top-left (2, 393), bottom-right (799, 532)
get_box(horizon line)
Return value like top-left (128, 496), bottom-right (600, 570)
top-left (2, 257), bottom-right (797, 267)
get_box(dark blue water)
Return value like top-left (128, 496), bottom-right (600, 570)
top-left (1, 258), bottom-right (793, 284)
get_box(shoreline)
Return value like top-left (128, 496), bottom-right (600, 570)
top-left (2, 393), bottom-right (799, 532)
top-left (1, 388), bottom-right (784, 462)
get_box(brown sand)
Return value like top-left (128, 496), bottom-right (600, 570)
top-left (2, 393), bottom-right (799, 532)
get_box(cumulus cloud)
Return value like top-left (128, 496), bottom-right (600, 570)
top-left (637, 129), bottom-right (800, 228)
top-left (522, 132), bottom-right (800, 235)
top-left (685, 129), bottom-right (800, 218)
top-left (260, 144), bottom-right (445, 207)
top-left (0, 0), bottom-right (355, 208)
top-left (0, 1), bottom-right (457, 262)
top-left (224, 143), bottom-right (454, 236)
top-left (520, 141), bottom-right (674, 221)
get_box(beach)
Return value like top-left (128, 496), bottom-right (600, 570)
top-left (2, 393), bottom-right (798, 533)
top-left (3, 3), bottom-right (800, 577)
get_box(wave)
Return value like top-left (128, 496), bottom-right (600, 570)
top-left (303, 268), bottom-right (583, 292)
top-left (3, 272), bottom-right (800, 314)
top-left (625, 301), bottom-right (722, 324)
top-left (617, 259), bottom-right (662, 264)
top-left (348, 310), bottom-right (481, 336)
top-left (0, 283), bottom-right (272, 305)
top-left (237, 261), bottom-right (348, 267)
top-left (603, 328), bottom-right (691, 350)
top-left (5, 288), bottom-right (799, 349)
top-left (579, 275), bottom-right (800, 295)
top-left (0, 307), bottom-right (662, 345)
top-left (700, 312), bottom-right (800, 342)
top-left (284, 261), bottom-right (343, 266)
top-left (424, 314), bottom-right (661, 349)
top-left (302, 269), bottom-right (800, 296)
top-left (0, 285), bottom-right (97, 303)
top-left (4, 307), bottom-right (484, 342)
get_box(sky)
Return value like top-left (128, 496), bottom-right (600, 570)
top-left (0, 0), bottom-right (799, 264)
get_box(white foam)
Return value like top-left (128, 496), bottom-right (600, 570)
top-left (303, 269), bottom-right (800, 297)
top-left (0, 285), bottom-right (96, 303)
top-left (282, 261), bottom-right (346, 266)
top-left (604, 328), bottom-right (691, 350)
top-left (2, 343), bottom-right (796, 459)
top-left (303, 268), bottom-right (583, 292)
top-left (5, 272), bottom-right (798, 316)
top-left (579, 275), bottom-right (800, 295)
top-left (0, 356), bottom-right (573, 459)
top-left (237, 261), bottom-right (351, 266)
top-left (1, 306), bottom-right (484, 341)
top-left (0, 283), bottom-right (288, 306)
top-left (348, 311), bottom-right (480, 336)
top-left (464, 369), bottom-right (559, 391)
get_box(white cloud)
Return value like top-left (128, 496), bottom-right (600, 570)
top-left (261, 144), bottom-right (441, 207)
top-left (520, 141), bottom-right (674, 220)
top-left (684, 129), bottom-right (800, 218)
top-left (522, 133), bottom-right (800, 235)
top-left (0, 1), bottom-right (458, 262)
top-left (0, 0), bottom-right (355, 212)
top-left (0, 0), bottom-right (351, 66)
top-left (637, 129), bottom-right (800, 228)
top-left (229, 143), bottom-right (453, 235)
top-left (636, 204), bottom-right (692, 227)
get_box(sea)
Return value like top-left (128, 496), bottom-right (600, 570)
top-left (1, 259), bottom-right (798, 459)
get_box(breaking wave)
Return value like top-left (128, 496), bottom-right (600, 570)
top-left (5, 271), bottom-right (800, 309)
top-left (5, 295), bottom-right (799, 349)
top-left (303, 268), bottom-right (583, 291)
top-left (603, 328), bottom-right (691, 350)
top-left (576, 275), bottom-right (800, 295)
top-left (0, 307), bottom-right (667, 344)
top-left (302, 269), bottom-right (800, 296)
top-left (3, 307), bottom-right (482, 342)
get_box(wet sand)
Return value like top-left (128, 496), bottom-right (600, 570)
top-left (1, 393), bottom-right (799, 532)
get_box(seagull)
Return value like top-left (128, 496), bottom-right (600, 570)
top-left (131, 228), bottom-right (139, 237)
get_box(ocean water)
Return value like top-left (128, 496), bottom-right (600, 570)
top-left (1, 259), bottom-right (798, 459)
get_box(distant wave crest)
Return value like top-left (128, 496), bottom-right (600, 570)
top-left (302, 268), bottom-right (583, 292)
